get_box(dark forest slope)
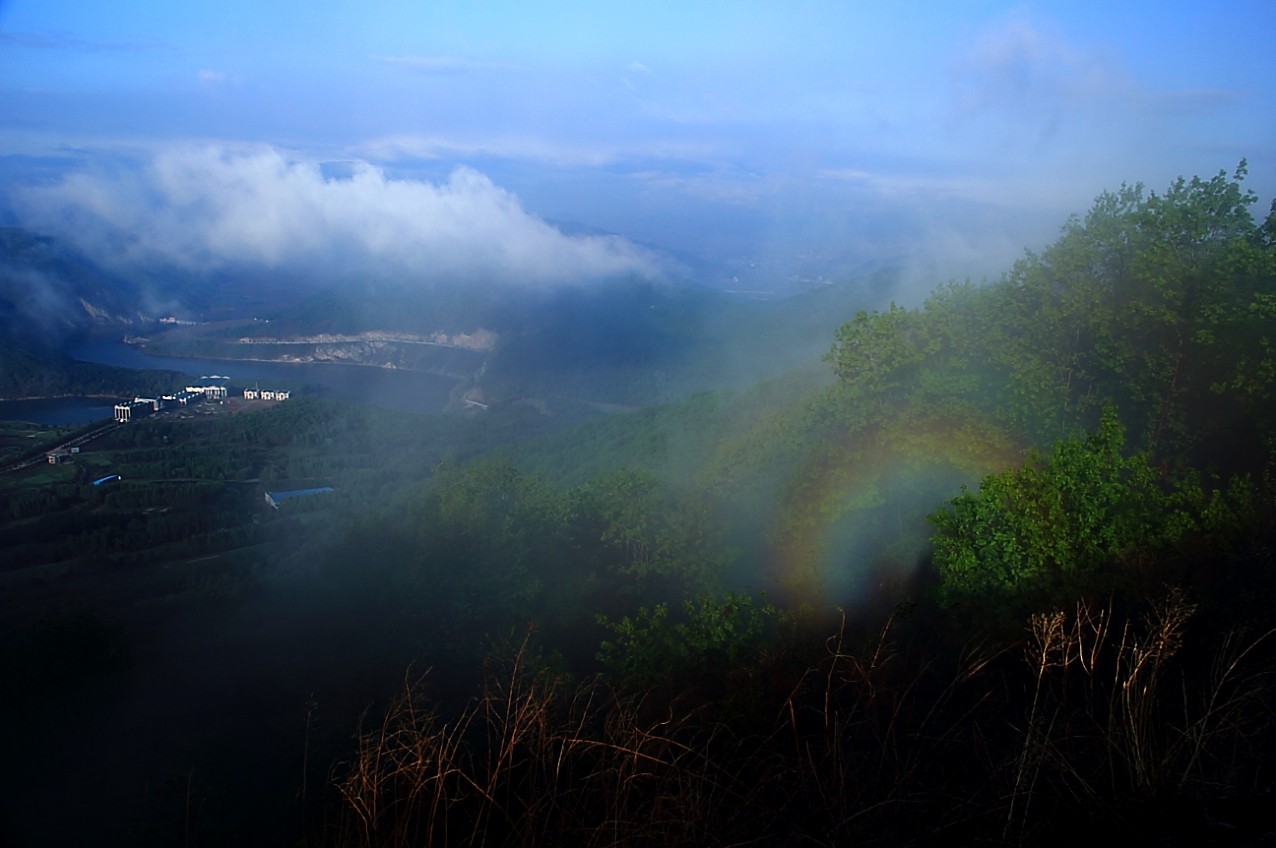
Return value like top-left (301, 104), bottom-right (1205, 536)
top-left (1, 166), bottom-right (1274, 847)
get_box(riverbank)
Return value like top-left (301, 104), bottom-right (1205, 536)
top-left (69, 338), bottom-right (462, 415)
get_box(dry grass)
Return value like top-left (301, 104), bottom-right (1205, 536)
top-left (326, 631), bottom-right (776, 847)
top-left (321, 598), bottom-right (1275, 847)
top-left (1002, 591), bottom-right (1276, 842)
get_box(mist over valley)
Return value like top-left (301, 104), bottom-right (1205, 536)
top-left (2, 3), bottom-right (1275, 846)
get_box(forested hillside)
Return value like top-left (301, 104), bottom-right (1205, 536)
top-left (0, 227), bottom-right (194, 398)
top-left (298, 164), bottom-right (1275, 846)
top-left (0, 227), bottom-right (160, 344)
top-left (0, 338), bottom-right (187, 399)
top-left (2, 166), bottom-right (1274, 846)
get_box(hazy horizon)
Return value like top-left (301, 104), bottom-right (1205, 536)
top-left (2, 1), bottom-right (1273, 301)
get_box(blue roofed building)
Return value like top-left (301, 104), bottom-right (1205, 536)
top-left (264, 487), bottom-right (334, 509)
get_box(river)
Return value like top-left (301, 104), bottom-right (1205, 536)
top-left (0, 397), bottom-right (120, 426)
top-left (0, 340), bottom-right (463, 424)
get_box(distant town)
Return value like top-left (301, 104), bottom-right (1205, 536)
top-left (113, 384), bottom-right (291, 423)
top-left (26, 384), bottom-right (297, 470)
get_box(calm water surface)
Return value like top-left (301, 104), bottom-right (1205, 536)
top-left (1, 340), bottom-right (461, 424)
top-left (0, 397), bottom-right (117, 425)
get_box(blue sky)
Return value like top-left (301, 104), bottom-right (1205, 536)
top-left (1, 0), bottom-right (1273, 297)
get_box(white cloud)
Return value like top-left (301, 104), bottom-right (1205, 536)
top-left (15, 145), bottom-right (662, 286)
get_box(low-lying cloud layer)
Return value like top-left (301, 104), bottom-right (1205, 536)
top-left (16, 146), bottom-right (663, 286)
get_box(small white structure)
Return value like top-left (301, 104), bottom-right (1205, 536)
top-left (462, 387), bottom-right (492, 410)
top-left (244, 387), bottom-right (289, 401)
top-left (114, 400), bottom-right (152, 423)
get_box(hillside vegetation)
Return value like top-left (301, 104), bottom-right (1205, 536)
top-left (1, 165), bottom-right (1274, 846)
top-left (303, 164), bottom-right (1276, 846)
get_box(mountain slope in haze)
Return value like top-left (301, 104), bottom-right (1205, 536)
top-left (0, 228), bottom-right (174, 345)
top-left (489, 165), bottom-right (1276, 604)
top-left (3, 166), bottom-right (1274, 848)
top-left (0, 337), bottom-right (187, 400)
top-left (0, 229), bottom-right (196, 398)
top-left (478, 273), bottom-right (893, 405)
top-left (2, 217), bottom-right (896, 408)
top-left (116, 268), bottom-right (894, 408)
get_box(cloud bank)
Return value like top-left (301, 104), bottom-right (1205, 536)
top-left (15, 146), bottom-right (662, 286)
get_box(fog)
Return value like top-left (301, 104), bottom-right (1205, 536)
top-left (3, 4), bottom-right (1275, 845)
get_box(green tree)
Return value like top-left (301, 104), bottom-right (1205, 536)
top-left (570, 469), bottom-right (723, 594)
top-left (929, 408), bottom-right (1192, 609)
top-left (824, 303), bottom-right (925, 406)
top-left (596, 592), bottom-right (778, 694)
top-left (1000, 162), bottom-right (1276, 457)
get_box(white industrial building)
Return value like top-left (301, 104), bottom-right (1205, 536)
top-left (114, 399), bottom-right (154, 423)
top-left (111, 381), bottom-right (284, 423)
top-left (244, 387), bottom-right (290, 401)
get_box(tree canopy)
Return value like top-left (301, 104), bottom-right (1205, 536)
top-left (825, 162), bottom-right (1276, 467)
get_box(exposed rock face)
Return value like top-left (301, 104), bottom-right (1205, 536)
top-left (78, 298), bottom-right (143, 326)
top-left (269, 332), bottom-right (491, 375)
top-left (233, 337), bottom-right (490, 379)
top-left (235, 329), bottom-right (498, 352)
top-left (131, 325), bottom-right (498, 380)
top-left (2, 229), bottom-right (167, 347)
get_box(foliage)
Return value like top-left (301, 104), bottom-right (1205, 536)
top-left (5, 164), bottom-right (1276, 845)
top-left (823, 303), bottom-right (925, 404)
top-left (825, 162), bottom-right (1276, 465)
top-left (0, 338), bottom-right (187, 401)
top-left (596, 592), bottom-right (779, 694)
top-left (318, 460), bottom-right (734, 665)
top-left (928, 407), bottom-right (1267, 612)
top-left (570, 468), bottom-right (724, 590)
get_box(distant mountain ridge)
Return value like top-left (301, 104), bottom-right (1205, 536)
top-left (0, 227), bottom-right (162, 345)
top-left (0, 228), bottom-right (192, 397)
